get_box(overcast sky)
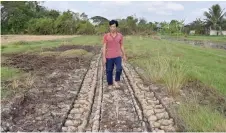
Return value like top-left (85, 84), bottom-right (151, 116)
top-left (42, 1), bottom-right (226, 24)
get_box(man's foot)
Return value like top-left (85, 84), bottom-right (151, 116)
top-left (114, 81), bottom-right (120, 88)
top-left (108, 85), bottom-right (114, 89)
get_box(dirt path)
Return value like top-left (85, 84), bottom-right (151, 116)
top-left (61, 53), bottom-right (176, 132)
top-left (1, 51), bottom-right (176, 132)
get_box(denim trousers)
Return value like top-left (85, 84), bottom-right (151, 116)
top-left (105, 56), bottom-right (122, 85)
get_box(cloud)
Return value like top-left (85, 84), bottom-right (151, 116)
top-left (156, 11), bottom-right (172, 16)
top-left (166, 2), bottom-right (184, 11)
top-left (100, 1), bottom-right (131, 6)
top-left (146, 1), bottom-right (184, 15)
top-left (191, 8), bottom-right (208, 20)
top-left (43, 1), bottom-right (82, 13)
top-left (192, 8), bottom-right (208, 15)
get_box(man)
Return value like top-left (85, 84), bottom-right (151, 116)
top-left (102, 20), bottom-right (126, 89)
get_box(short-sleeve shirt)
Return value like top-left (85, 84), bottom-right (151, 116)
top-left (102, 32), bottom-right (123, 58)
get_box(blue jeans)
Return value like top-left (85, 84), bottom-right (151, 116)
top-left (106, 56), bottom-right (122, 85)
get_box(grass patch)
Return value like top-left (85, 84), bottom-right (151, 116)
top-left (13, 41), bottom-right (29, 45)
top-left (1, 73), bottom-right (35, 99)
top-left (178, 102), bottom-right (226, 132)
top-left (166, 35), bottom-right (226, 43)
top-left (163, 58), bottom-right (188, 96)
top-left (132, 56), bottom-right (188, 96)
top-left (71, 35), bottom-right (101, 45)
top-left (1, 36), bottom-right (101, 55)
top-left (125, 36), bottom-right (226, 95)
top-left (2, 40), bottom-right (61, 54)
top-left (124, 35), bottom-right (226, 131)
top-left (59, 49), bottom-right (93, 58)
top-left (1, 67), bottom-right (22, 81)
top-left (1, 67), bottom-right (24, 98)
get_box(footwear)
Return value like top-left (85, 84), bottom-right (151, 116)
top-left (114, 81), bottom-right (120, 88)
top-left (108, 85), bottom-right (113, 89)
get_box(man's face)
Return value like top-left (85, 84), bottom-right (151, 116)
top-left (110, 24), bottom-right (117, 32)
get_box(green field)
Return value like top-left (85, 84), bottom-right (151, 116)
top-left (166, 35), bottom-right (226, 43)
top-left (1, 35), bottom-right (226, 131)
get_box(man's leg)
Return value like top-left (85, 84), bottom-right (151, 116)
top-left (106, 58), bottom-right (114, 86)
top-left (114, 56), bottom-right (122, 87)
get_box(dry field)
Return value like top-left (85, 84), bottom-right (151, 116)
top-left (1, 35), bottom-right (80, 45)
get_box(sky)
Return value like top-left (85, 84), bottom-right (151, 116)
top-left (42, 1), bottom-right (226, 25)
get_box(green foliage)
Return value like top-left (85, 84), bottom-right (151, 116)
top-left (204, 4), bottom-right (226, 30)
top-left (28, 18), bottom-right (54, 34)
top-left (54, 10), bottom-right (78, 34)
top-left (77, 21), bottom-right (96, 35)
top-left (1, 1), bottom-right (225, 35)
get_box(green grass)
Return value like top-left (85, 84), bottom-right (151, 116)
top-left (178, 102), bottom-right (226, 132)
top-left (1, 67), bottom-right (23, 98)
top-left (1, 67), bottom-right (22, 81)
top-left (1, 36), bottom-right (101, 54)
top-left (124, 36), bottom-right (226, 95)
top-left (2, 40), bottom-right (64, 54)
top-left (71, 35), bottom-right (101, 45)
top-left (166, 35), bottom-right (226, 43)
top-left (124, 35), bottom-right (226, 131)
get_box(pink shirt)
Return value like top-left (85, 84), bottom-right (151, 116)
top-left (103, 32), bottom-right (123, 58)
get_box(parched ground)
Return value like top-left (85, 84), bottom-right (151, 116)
top-left (1, 35), bottom-right (80, 45)
top-left (1, 44), bottom-right (177, 132)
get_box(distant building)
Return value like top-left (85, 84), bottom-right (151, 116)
top-left (189, 30), bottom-right (195, 35)
top-left (209, 30), bottom-right (226, 36)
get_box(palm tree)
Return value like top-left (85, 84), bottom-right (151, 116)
top-left (204, 4), bottom-right (226, 34)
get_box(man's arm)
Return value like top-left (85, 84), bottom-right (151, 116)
top-left (103, 43), bottom-right (106, 59)
top-left (102, 34), bottom-right (107, 64)
top-left (120, 35), bottom-right (126, 61)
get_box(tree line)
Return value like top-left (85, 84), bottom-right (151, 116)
top-left (1, 1), bottom-right (226, 35)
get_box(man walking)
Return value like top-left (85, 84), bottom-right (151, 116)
top-left (102, 20), bottom-right (126, 89)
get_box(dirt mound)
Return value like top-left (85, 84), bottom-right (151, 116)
top-left (45, 45), bottom-right (101, 54)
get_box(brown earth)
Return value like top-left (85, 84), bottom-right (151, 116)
top-left (1, 45), bottom-right (100, 132)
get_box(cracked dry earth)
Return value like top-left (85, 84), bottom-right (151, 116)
top-left (1, 53), bottom-right (176, 132)
top-left (62, 53), bottom-right (176, 132)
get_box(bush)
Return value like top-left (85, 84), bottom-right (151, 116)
top-left (27, 18), bottom-right (54, 34)
top-left (77, 21), bottom-right (96, 35)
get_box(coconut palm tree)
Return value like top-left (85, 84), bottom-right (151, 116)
top-left (204, 4), bottom-right (226, 34)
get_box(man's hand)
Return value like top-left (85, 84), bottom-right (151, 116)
top-left (103, 57), bottom-right (106, 65)
top-left (122, 55), bottom-right (127, 62)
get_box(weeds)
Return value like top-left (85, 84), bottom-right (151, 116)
top-left (140, 55), bottom-right (188, 97)
top-left (163, 58), bottom-right (188, 96)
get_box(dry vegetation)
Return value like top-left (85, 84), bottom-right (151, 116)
top-left (1, 35), bottom-right (80, 45)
